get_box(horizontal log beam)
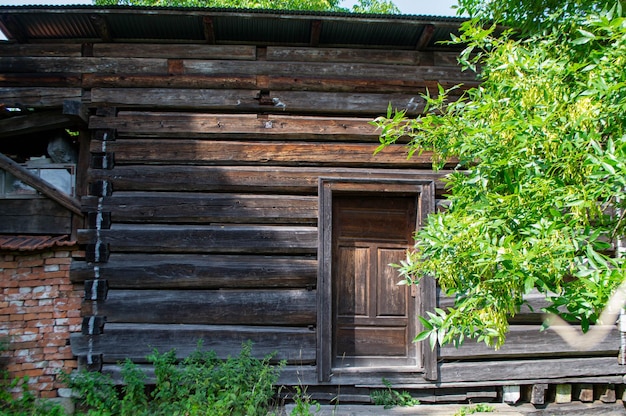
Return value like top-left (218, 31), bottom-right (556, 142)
top-left (71, 323), bottom-right (315, 364)
top-left (265, 46), bottom-right (429, 65)
top-left (89, 140), bottom-right (435, 167)
top-left (89, 112), bottom-right (379, 139)
top-left (87, 166), bottom-right (450, 194)
top-left (70, 253), bottom-right (317, 289)
top-left (92, 44), bottom-right (257, 60)
top-left (0, 87), bottom-right (81, 109)
top-left (0, 198), bottom-right (71, 234)
top-left (77, 224), bottom-right (317, 254)
top-left (439, 356), bottom-right (626, 383)
top-left (81, 192), bottom-right (318, 224)
top-left (89, 88), bottom-right (424, 115)
top-left (440, 325), bottom-right (619, 360)
top-left (83, 289), bottom-right (316, 326)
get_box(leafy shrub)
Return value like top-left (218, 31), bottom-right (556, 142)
top-left (65, 341), bottom-right (283, 416)
top-left (370, 378), bottom-right (420, 409)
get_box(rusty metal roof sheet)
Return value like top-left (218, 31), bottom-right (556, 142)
top-left (0, 235), bottom-right (76, 251)
top-left (0, 6), bottom-right (466, 50)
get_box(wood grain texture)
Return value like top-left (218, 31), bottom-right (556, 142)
top-left (77, 224), bottom-right (317, 254)
top-left (92, 44), bottom-right (257, 60)
top-left (87, 166), bottom-right (451, 194)
top-left (89, 139), bottom-right (433, 167)
top-left (70, 323), bottom-right (315, 364)
top-left (70, 253), bottom-right (317, 289)
top-left (0, 198), bottom-right (71, 234)
top-left (440, 325), bottom-right (619, 360)
top-left (83, 289), bottom-right (316, 326)
top-left (81, 193), bottom-right (317, 224)
top-left (89, 112), bottom-right (379, 139)
top-left (0, 87), bottom-right (81, 108)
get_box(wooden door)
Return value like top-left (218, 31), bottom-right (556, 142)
top-left (332, 194), bottom-right (417, 367)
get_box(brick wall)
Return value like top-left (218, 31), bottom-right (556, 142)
top-left (0, 247), bottom-right (82, 398)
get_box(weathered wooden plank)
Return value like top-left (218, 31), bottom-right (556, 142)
top-left (83, 289), bottom-right (316, 326)
top-left (89, 112), bottom-right (379, 139)
top-left (81, 192), bottom-right (317, 224)
top-left (267, 90), bottom-right (425, 115)
top-left (92, 43), bottom-right (257, 60)
top-left (0, 87), bottom-right (82, 108)
top-left (0, 198), bottom-right (71, 234)
top-left (440, 325), bottom-right (620, 360)
top-left (0, 74), bottom-right (81, 87)
top-left (87, 166), bottom-right (451, 194)
top-left (81, 73), bottom-right (474, 93)
top-left (181, 60), bottom-right (471, 82)
top-left (438, 357), bottom-right (626, 383)
top-left (0, 152), bottom-right (83, 216)
top-left (89, 140), bottom-right (434, 167)
top-left (77, 224), bottom-right (317, 254)
top-left (265, 46), bottom-right (429, 65)
top-left (70, 253), bottom-right (317, 288)
top-left (90, 88), bottom-right (259, 110)
top-left (263, 75), bottom-right (477, 94)
top-left (0, 43), bottom-right (82, 57)
top-left (89, 88), bottom-right (423, 114)
top-left (0, 111), bottom-right (78, 138)
top-left (0, 57), bottom-right (168, 74)
top-left (82, 73), bottom-right (258, 89)
top-left (70, 323), bottom-right (315, 364)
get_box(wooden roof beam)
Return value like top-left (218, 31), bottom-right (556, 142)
top-left (0, 101), bottom-right (88, 139)
top-left (203, 16), bottom-right (216, 44)
top-left (415, 24), bottom-right (435, 51)
top-left (310, 20), bottom-right (322, 47)
top-left (0, 152), bottom-right (83, 216)
top-left (90, 14), bottom-right (112, 43)
top-left (0, 13), bottom-right (27, 43)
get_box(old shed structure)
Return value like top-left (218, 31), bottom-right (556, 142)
top-left (1, 5), bottom-right (625, 403)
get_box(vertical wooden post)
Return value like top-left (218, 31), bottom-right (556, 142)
top-left (530, 384), bottom-right (548, 405)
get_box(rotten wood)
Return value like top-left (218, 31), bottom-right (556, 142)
top-left (70, 253), bottom-right (317, 289)
top-left (82, 289), bottom-right (316, 326)
top-left (0, 152), bottom-right (83, 216)
top-left (71, 323), bottom-right (315, 364)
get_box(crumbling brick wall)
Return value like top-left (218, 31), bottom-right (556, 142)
top-left (0, 246), bottom-right (82, 398)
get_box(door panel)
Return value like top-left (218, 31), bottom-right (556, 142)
top-left (332, 194), bottom-right (417, 367)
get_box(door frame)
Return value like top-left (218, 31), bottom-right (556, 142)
top-left (317, 177), bottom-right (437, 382)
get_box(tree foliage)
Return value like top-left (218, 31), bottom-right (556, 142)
top-left (374, 3), bottom-right (626, 348)
top-left (93, 0), bottom-right (400, 14)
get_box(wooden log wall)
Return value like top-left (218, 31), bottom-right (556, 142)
top-left (1, 40), bottom-right (624, 389)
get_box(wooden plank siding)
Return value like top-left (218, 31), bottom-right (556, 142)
top-left (2, 35), bottom-right (623, 391)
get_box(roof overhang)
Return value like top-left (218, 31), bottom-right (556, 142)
top-left (0, 6), bottom-right (466, 50)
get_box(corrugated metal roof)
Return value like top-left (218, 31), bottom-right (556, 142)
top-left (0, 6), bottom-right (466, 49)
top-left (0, 235), bottom-right (76, 252)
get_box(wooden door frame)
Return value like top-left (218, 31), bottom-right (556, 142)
top-left (318, 177), bottom-right (437, 382)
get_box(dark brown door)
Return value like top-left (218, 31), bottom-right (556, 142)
top-left (332, 194), bottom-right (417, 367)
